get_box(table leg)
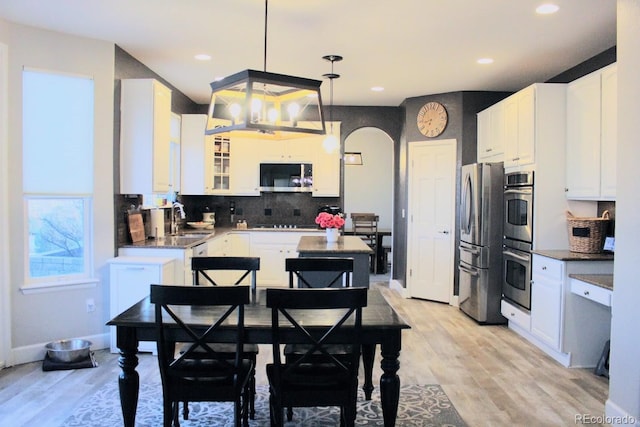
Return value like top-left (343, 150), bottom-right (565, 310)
top-left (380, 332), bottom-right (401, 427)
top-left (117, 326), bottom-right (140, 427)
top-left (361, 344), bottom-right (375, 399)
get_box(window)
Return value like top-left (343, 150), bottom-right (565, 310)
top-left (22, 69), bottom-right (94, 286)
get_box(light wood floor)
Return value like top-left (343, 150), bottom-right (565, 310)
top-left (0, 281), bottom-right (610, 427)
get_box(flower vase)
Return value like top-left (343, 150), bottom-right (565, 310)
top-left (325, 228), bottom-right (339, 243)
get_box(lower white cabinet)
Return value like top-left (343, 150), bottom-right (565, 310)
top-left (250, 231), bottom-right (323, 287)
top-left (520, 254), bottom-right (614, 367)
top-left (108, 256), bottom-right (175, 353)
top-left (500, 299), bottom-right (530, 331)
top-left (530, 258), bottom-right (563, 349)
top-left (118, 247), bottom-right (191, 285)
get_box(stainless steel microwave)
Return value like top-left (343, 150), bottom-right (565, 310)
top-left (259, 163), bottom-right (313, 192)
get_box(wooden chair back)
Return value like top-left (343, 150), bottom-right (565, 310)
top-left (285, 257), bottom-right (353, 288)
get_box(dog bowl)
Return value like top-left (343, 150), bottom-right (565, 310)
top-left (45, 339), bottom-right (92, 363)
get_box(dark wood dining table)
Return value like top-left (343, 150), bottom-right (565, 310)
top-left (107, 288), bottom-right (410, 427)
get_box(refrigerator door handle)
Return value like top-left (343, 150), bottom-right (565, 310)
top-left (459, 244), bottom-right (480, 255)
top-left (458, 264), bottom-right (479, 276)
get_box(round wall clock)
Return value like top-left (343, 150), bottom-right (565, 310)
top-left (417, 101), bottom-right (448, 138)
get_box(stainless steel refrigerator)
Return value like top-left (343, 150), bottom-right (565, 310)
top-left (458, 162), bottom-right (506, 324)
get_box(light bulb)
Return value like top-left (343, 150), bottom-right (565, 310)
top-left (287, 103), bottom-right (300, 119)
top-left (229, 103), bottom-right (241, 118)
top-left (323, 134), bottom-right (338, 153)
top-left (268, 108), bottom-right (279, 123)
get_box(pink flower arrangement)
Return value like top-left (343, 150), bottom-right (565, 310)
top-left (315, 212), bottom-right (345, 229)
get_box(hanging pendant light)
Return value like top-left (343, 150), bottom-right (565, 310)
top-left (322, 54), bottom-right (342, 153)
top-left (205, 0), bottom-right (326, 140)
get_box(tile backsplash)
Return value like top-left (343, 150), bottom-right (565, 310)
top-left (115, 193), bottom-right (341, 246)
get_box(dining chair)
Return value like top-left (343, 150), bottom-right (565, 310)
top-left (266, 287), bottom-right (368, 427)
top-left (285, 257), bottom-right (354, 289)
top-left (284, 256), bottom-right (355, 420)
top-left (189, 256), bottom-right (260, 419)
top-left (150, 285), bottom-right (253, 427)
top-left (350, 213), bottom-right (379, 273)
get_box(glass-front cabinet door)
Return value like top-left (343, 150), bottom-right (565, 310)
top-left (210, 135), bottom-right (230, 192)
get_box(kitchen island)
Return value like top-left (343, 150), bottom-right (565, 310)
top-left (296, 235), bottom-right (374, 288)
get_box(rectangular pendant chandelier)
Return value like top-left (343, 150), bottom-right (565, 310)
top-left (205, 69), bottom-right (326, 140)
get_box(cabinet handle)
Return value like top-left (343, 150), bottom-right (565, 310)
top-left (512, 157), bottom-right (520, 161)
top-left (584, 291), bottom-right (590, 296)
top-left (542, 266), bottom-right (547, 270)
top-left (125, 267), bottom-right (146, 271)
top-left (486, 148), bottom-right (493, 153)
top-left (510, 312), bottom-right (515, 317)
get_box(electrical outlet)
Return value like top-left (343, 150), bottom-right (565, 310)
top-left (86, 298), bottom-right (96, 313)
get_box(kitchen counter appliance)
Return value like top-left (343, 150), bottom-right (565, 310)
top-left (458, 162), bottom-right (506, 324)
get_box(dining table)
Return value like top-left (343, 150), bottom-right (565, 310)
top-left (107, 288), bottom-right (410, 427)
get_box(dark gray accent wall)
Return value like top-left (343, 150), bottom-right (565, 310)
top-left (395, 91), bottom-right (511, 293)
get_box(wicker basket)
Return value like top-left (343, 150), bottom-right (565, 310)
top-left (566, 210), bottom-right (610, 253)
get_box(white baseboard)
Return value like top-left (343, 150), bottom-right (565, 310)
top-left (389, 279), bottom-right (408, 297)
top-left (605, 399), bottom-right (640, 426)
top-left (9, 333), bottom-right (109, 366)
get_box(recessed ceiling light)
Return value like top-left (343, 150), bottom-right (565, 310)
top-left (536, 3), bottom-right (559, 14)
top-left (477, 58), bottom-right (494, 65)
top-left (371, 86), bottom-right (384, 92)
top-left (194, 54), bottom-right (212, 61)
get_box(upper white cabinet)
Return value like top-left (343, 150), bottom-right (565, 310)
top-left (230, 138), bottom-right (260, 196)
top-left (120, 79), bottom-right (172, 194)
top-left (181, 114), bottom-right (235, 195)
top-left (504, 85), bottom-right (536, 169)
top-left (566, 64), bottom-right (617, 200)
top-left (477, 102), bottom-right (505, 162)
top-left (477, 84), bottom-right (566, 172)
top-left (312, 123), bottom-right (341, 197)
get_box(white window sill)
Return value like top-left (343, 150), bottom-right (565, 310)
top-left (20, 278), bottom-right (99, 294)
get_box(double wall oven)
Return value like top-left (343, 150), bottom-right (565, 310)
top-left (502, 171), bottom-right (534, 310)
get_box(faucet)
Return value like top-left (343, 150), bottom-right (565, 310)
top-left (171, 202), bottom-right (186, 235)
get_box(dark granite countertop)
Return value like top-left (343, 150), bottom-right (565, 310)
top-left (569, 274), bottom-right (614, 291)
top-left (119, 227), bottom-right (234, 249)
top-left (119, 226), bottom-right (324, 249)
top-left (532, 249), bottom-right (614, 261)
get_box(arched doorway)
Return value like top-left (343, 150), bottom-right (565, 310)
top-left (343, 127), bottom-right (394, 275)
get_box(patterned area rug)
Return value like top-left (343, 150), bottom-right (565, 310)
top-left (62, 382), bottom-right (466, 426)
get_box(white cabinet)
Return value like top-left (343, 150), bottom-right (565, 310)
top-left (250, 231), bottom-right (323, 287)
top-left (118, 247), bottom-right (191, 285)
top-left (120, 79), bottom-right (172, 194)
top-left (181, 114), bottom-right (218, 195)
top-left (230, 139), bottom-right (260, 195)
top-left (260, 138), bottom-right (315, 163)
top-left (181, 115), bottom-right (259, 195)
top-left (566, 64), bottom-right (617, 200)
top-left (500, 299), bottom-right (530, 331)
top-left (518, 254), bottom-right (614, 368)
top-left (169, 113), bottom-right (181, 193)
top-left (477, 102), bottom-right (505, 162)
top-left (530, 257), bottom-right (564, 349)
top-left (108, 256), bottom-right (174, 353)
top-left (504, 85), bottom-right (536, 169)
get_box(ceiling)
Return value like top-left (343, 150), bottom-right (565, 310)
top-left (0, 0), bottom-right (616, 107)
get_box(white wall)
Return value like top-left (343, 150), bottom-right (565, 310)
top-left (606, 1), bottom-right (640, 424)
top-left (0, 22), bottom-right (114, 364)
top-left (0, 21), bottom-right (10, 367)
top-left (343, 127), bottom-right (394, 230)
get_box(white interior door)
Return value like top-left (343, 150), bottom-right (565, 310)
top-left (407, 140), bottom-right (456, 302)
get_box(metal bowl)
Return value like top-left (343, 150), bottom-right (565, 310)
top-left (45, 339), bottom-right (92, 363)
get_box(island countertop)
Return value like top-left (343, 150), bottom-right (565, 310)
top-left (297, 235), bottom-right (374, 254)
